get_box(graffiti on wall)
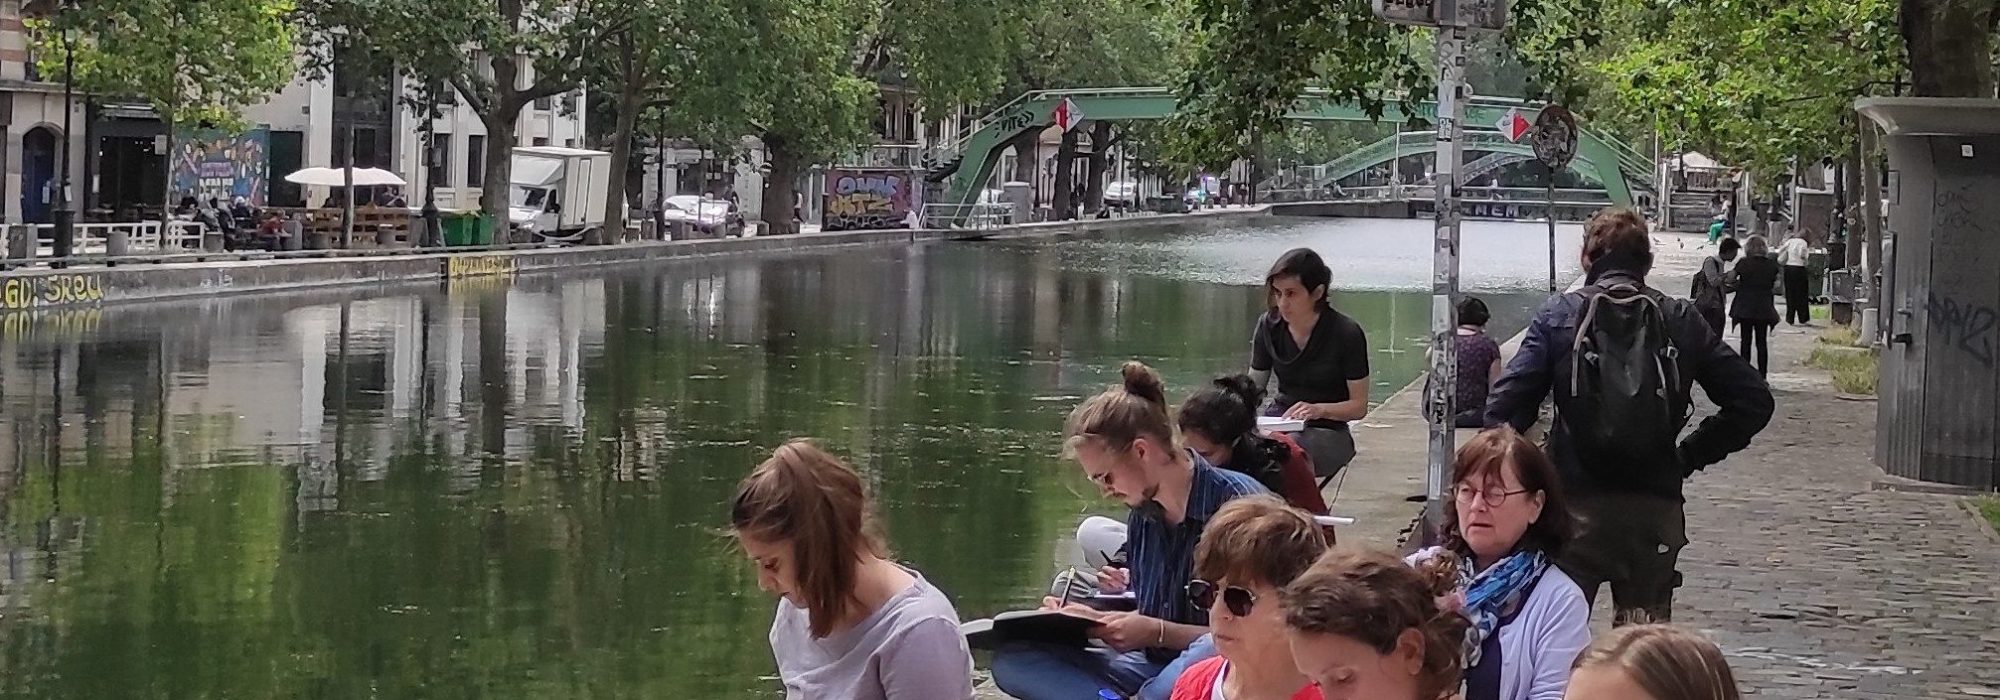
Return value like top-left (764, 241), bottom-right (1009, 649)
top-left (824, 169), bottom-right (919, 231)
top-left (1926, 291), bottom-right (1998, 370)
top-left (172, 128), bottom-right (270, 207)
top-left (2, 274), bottom-right (106, 310)
top-left (446, 255), bottom-right (519, 279)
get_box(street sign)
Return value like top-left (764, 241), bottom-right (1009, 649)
top-left (1372, 0), bottom-right (1510, 29)
top-left (1531, 105), bottom-right (1579, 170)
top-left (1053, 98), bottom-right (1085, 132)
top-left (1497, 108), bottom-right (1533, 142)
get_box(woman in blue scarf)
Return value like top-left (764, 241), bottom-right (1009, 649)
top-left (1410, 427), bottom-right (1590, 700)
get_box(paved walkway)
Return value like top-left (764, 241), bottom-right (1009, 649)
top-left (1651, 234), bottom-right (2000, 698)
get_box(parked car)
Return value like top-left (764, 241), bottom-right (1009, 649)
top-left (1105, 181), bottom-right (1140, 208)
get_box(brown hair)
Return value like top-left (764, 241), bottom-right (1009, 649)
top-left (1281, 547), bottom-right (1470, 700)
top-left (1193, 495), bottom-right (1329, 589)
top-left (1441, 427), bottom-right (1576, 560)
top-left (1573, 624), bottom-right (1742, 700)
top-left (730, 439), bottom-right (886, 638)
top-left (1064, 361), bottom-right (1176, 458)
top-left (1582, 207), bottom-right (1654, 274)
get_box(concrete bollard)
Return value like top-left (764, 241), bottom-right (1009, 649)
top-left (105, 229), bottom-right (130, 257)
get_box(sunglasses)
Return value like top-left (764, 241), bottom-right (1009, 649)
top-left (1185, 579), bottom-right (1257, 617)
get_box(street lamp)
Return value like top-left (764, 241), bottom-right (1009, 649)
top-left (52, 0), bottom-right (77, 265)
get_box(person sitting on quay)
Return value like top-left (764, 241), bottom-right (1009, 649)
top-left (990, 362), bottom-right (1268, 700)
top-left (1168, 495), bottom-right (1331, 700)
top-left (1409, 427), bottom-right (1590, 700)
top-left (731, 439), bottom-right (976, 700)
top-left (1251, 248), bottom-right (1371, 482)
top-left (1178, 374), bottom-right (1330, 518)
top-left (1280, 546), bottom-right (1471, 700)
top-left (1426, 296), bottom-right (1503, 429)
top-left (1564, 625), bottom-right (1742, 700)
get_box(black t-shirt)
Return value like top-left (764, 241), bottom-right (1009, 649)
top-left (1251, 308), bottom-right (1371, 429)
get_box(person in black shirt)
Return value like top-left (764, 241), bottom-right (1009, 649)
top-left (1249, 248), bottom-right (1371, 479)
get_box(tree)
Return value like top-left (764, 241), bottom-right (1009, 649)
top-left (301, 0), bottom-right (612, 228)
top-left (1901, 0), bottom-right (1998, 97)
top-left (33, 0), bottom-right (297, 225)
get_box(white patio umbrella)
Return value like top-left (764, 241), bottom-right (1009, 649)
top-left (284, 166), bottom-right (406, 187)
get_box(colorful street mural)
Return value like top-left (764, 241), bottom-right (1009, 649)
top-left (824, 167), bottom-right (921, 231)
top-left (172, 128), bottom-right (270, 207)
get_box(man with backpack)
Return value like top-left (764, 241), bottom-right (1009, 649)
top-left (1691, 237), bottom-right (1740, 338)
top-left (1486, 207), bottom-right (1773, 624)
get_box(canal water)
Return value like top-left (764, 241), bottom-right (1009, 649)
top-left (0, 217), bottom-right (1579, 698)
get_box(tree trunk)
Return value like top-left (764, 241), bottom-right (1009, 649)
top-left (479, 108), bottom-right (519, 240)
top-left (1052, 128), bottom-right (1079, 220)
top-left (1008, 129), bottom-right (1039, 186)
top-left (1901, 0), bottom-right (1998, 97)
top-left (1083, 122), bottom-right (1112, 214)
top-left (604, 80), bottom-right (644, 244)
top-left (762, 135), bottom-right (801, 236)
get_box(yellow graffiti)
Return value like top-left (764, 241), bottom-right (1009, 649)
top-left (1, 274), bottom-right (106, 310)
top-left (828, 194), bottom-right (893, 219)
top-left (445, 256), bottom-right (518, 279)
top-left (1, 307), bottom-right (104, 341)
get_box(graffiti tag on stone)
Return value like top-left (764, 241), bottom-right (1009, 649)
top-left (1926, 291), bottom-right (1997, 369)
top-left (1, 274), bottom-right (106, 309)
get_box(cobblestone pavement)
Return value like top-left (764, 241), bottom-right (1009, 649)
top-left (1658, 234), bottom-right (2000, 699)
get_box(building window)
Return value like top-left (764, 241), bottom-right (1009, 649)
top-left (535, 94), bottom-right (552, 111)
top-left (533, 137), bottom-right (549, 147)
top-left (429, 133), bottom-right (452, 188)
top-left (563, 138), bottom-right (575, 149)
top-left (467, 135), bottom-right (486, 188)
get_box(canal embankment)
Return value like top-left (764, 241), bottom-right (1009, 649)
top-left (0, 206), bottom-right (1286, 311)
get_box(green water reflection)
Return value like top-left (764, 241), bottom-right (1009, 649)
top-left (0, 218), bottom-right (1579, 698)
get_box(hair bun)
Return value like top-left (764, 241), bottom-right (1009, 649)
top-left (1120, 361), bottom-right (1167, 407)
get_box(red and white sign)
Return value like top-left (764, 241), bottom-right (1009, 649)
top-left (1053, 98), bottom-right (1085, 132)
top-left (1497, 108), bottom-right (1533, 142)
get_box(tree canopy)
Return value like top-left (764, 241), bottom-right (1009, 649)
top-left (34, 0), bottom-right (298, 132)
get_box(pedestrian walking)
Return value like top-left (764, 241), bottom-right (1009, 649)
top-left (1727, 237), bottom-right (1780, 376)
top-left (1776, 231), bottom-right (1812, 325)
top-left (1690, 238), bottom-right (1739, 340)
top-left (1486, 208), bottom-right (1773, 624)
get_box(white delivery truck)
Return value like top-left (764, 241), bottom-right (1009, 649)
top-left (509, 146), bottom-right (612, 242)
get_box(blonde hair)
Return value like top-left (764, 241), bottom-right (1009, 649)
top-left (730, 439), bottom-right (886, 638)
top-left (1573, 624), bottom-right (1742, 700)
top-left (1063, 361), bottom-right (1176, 458)
top-left (1193, 495), bottom-right (1329, 589)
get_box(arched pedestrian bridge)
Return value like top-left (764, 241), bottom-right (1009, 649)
top-left (925, 87), bottom-right (1653, 211)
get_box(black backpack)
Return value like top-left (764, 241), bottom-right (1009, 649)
top-left (1563, 283), bottom-right (1692, 485)
top-left (1689, 257), bottom-right (1725, 311)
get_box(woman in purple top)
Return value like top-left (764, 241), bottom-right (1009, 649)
top-left (1453, 297), bottom-right (1504, 428)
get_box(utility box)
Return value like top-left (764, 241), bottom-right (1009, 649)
top-left (1858, 97), bottom-right (2000, 491)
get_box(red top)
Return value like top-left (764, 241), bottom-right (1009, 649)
top-left (1170, 657), bottom-right (1324, 700)
top-left (1268, 432), bottom-right (1330, 517)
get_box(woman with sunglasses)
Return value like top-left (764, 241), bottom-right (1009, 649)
top-left (1408, 427), bottom-right (1589, 700)
top-left (1170, 495), bottom-right (1329, 700)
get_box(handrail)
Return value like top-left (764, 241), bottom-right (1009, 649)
top-left (0, 241), bottom-right (566, 272)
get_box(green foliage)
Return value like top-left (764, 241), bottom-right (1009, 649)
top-left (32, 0), bottom-right (298, 131)
top-left (1806, 344), bottom-right (1878, 395)
top-left (1976, 496), bottom-right (2000, 534)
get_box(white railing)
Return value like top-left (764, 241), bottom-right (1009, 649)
top-left (921, 203), bottom-right (1013, 230)
top-left (10, 220), bottom-right (208, 258)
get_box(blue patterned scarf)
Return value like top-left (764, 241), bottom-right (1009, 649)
top-left (1413, 546), bottom-right (1549, 667)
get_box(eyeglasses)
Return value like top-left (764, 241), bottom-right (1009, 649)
top-left (1186, 579), bottom-right (1257, 617)
top-left (1452, 484), bottom-right (1533, 507)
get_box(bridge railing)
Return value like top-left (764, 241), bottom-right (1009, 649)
top-left (920, 203), bottom-right (1014, 230)
top-left (5, 220), bottom-right (208, 259)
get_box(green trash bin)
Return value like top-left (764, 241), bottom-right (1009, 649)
top-left (441, 212), bottom-right (495, 246)
top-left (1806, 250), bottom-right (1828, 299)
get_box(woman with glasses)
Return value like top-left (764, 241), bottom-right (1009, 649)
top-left (1408, 427), bottom-right (1590, 700)
top-left (1170, 495), bottom-right (1330, 700)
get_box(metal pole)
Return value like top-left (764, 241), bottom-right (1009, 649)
top-left (1422, 8), bottom-right (1467, 546)
top-left (1857, 121), bottom-right (1886, 345)
top-left (421, 95), bottom-right (440, 248)
top-left (52, 6), bottom-right (76, 266)
top-left (1547, 162), bottom-right (1558, 295)
top-left (341, 120), bottom-right (355, 249)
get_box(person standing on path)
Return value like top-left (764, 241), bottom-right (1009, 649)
top-left (990, 362), bottom-right (1267, 700)
top-left (1726, 237), bottom-right (1780, 376)
top-left (732, 440), bottom-right (976, 700)
top-left (1485, 208), bottom-right (1773, 625)
top-left (1250, 248), bottom-right (1372, 482)
top-left (1690, 238), bottom-right (1738, 340)
top-left (1776, 230), bottom-right (1812, 325)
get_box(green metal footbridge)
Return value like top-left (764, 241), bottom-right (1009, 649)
top-left (924, 87), bottom-right (1653, 209)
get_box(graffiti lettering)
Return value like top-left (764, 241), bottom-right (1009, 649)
top-left (445, 256), bottom-right (518, 279)
top-left (995, 108), bottom-right (1039, 135)
top-left (825, 169), bottom-right (915, 231)
top-left (1, 274), bottom-right (106, 310)
top-left (1, 307), bottom-right (103, 341)
top-left (1926, 291), bottom-right (1998, 369)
